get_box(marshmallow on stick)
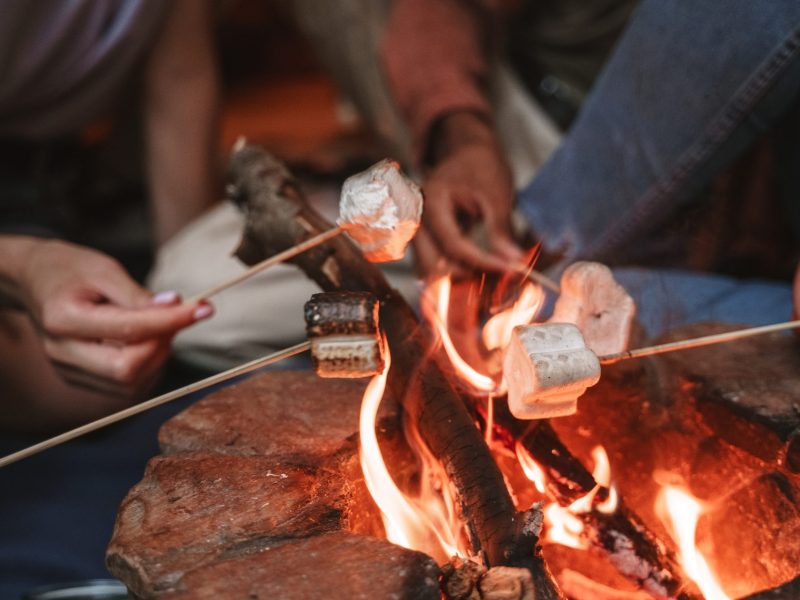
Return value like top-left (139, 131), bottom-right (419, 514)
top-left (550, 261), bottom-right (635, 356)
top-left (304, 291), bottom-right (385, 378)
top-left (504, 323), bottom-right (600, 419)
top-left (191, 159), bottom-right (422, 302)
top-left (338, 159), bottom-right (423, 262)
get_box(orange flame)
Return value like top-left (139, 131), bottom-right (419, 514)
top-left (656, 487), bottom-right (730, 600)
top-left (421, 277), bottom-right (496, 393)
top-left (482, 282), bottom-right (545, 351)
top-left (420, 276), bottom-right (545, 396)
top-left (359, 343), bottom-right (468, 562)
top-left (590, 446), bottom-right (618, 514)
top-left (516, 445), bottom-right (618, 549)
top-left (515, 442), bottom-right (546, 494)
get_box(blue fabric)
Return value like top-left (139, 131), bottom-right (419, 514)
top-left (612, 268), bottom-right (794, 338)
top-left (0, 394), bottom-right (197, 599)
top-left (0, 358), bottom-right (307, 600)
top-left (518, 0), bottom-right (800, 267)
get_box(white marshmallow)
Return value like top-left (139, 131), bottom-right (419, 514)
top-left (310, 334), bottom-right (383, 378)
top-left (550, 262), bottom-right (635, 356)
top-left (338, 159), bottom-right (423, 262)
top-left (503, 323), bottom-right (600, 420)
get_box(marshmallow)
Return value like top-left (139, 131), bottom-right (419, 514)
top-left (503, 323), bottom-right (600, 419)
top-left (304, 292), bottom-right (384, 378)
top-left (550, 262), bottom-right (635, 356)
top-left (338, 159), bottom-right (423, 262)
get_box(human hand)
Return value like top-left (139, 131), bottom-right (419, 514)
top-left (16, 239), bottom-right (213, 396)
top-left (416, 112), bottom-right (524, 277)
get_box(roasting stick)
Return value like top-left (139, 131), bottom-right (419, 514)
top-left (597, 318), bottom-right (800, 364)
top-left (515, 264), bottom-right (560, 294)
top-left (188, 227), bottom-right (343, 302)
top-left (189, 158), bottom-right (424, 302)
top-left (507, 318), bottom-right (800, 420)
top-left (0, 290), bottom-right (386, 468)
top-left (0, 342), bottom-right (311, 469)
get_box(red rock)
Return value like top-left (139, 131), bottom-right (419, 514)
top-left (158, 370), bottom-right (396, 460)
top-left (107, 453), bottom-right (355, 598)
top-left (161, 531), bottom-right (440, 600)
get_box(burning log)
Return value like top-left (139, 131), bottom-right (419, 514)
top-left (483, 400), bottom-right (702, 599)
top-left (738, 574), bottom-right (800, 600)
top-left (227, 144), bottom-right (562, 599)
top-left (441, 557), bottom-right (537, 600)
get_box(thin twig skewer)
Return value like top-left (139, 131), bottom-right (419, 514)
top-left (0, 342), bottom-right (310, 469)
top-left (514, 263), bottom-right (560, 294)
top-left (188, 227), bottom-right (344, 302)
top-left (599, 319), bottom-right (800, 364)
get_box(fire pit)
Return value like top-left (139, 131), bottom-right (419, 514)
top-left (106, 147), bottom-right (800, 599)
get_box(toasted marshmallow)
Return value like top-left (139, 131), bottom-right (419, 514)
top-left (305, 291), bottom-right (384, 378)
top-left (338, 159), bottom-right (423, 262)
top-left (550, 262), bottom-right (635, 356)
top-left (503, 323), bottom-right (600, 419)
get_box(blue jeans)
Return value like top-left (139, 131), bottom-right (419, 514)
top-left (519, 0), bottom-right (800, 267)
top-left (518, 1), bottom-right (800, 332)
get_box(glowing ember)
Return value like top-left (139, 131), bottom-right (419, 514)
top-left (516, 445), bottom-right (619, 549)
top-left (657, 487), bottom-right (730, 600)
top-left (358, 342), bottom-right (468, 562)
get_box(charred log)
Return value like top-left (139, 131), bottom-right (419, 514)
top-left (227, 143), bottom-right (562, 599)
top-left (739, 574), bottom-right (800, 599)
top-left (479, 376), bottom-right (701, 599)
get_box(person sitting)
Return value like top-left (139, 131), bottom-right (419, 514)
top-left (381, 0), bottom-right (800, 331)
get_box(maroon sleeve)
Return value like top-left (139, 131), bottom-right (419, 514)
top-left (381, 0), bottom-right (493, 165)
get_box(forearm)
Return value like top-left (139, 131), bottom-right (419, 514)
top-left (144, 0), bottom-right (220, 245)
top-left (381, 0), bottom-right (494, 165)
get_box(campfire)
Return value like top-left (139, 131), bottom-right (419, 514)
top-left (104, 146), bottom-right (800, 599)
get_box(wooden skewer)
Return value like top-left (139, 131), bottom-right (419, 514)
top-left (0, 342), bottom-right (311, 469)
top-left (513, 263), bottom-right (560, 294)
top-left (188, 227), bottom-right (344, 302)
top-left (598, 319), bottom-right (800, 365)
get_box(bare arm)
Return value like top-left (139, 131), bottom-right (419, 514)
top-left (382, 0), bottom-right (493, 163)
top-left (144, 0), bottom-right (220, 245)
top-left (0, 234), bottom-right (213, 398)
top-left (382, 0), bottom-right (522, 274)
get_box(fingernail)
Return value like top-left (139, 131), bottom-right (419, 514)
top-left (193, 302), bottom-right (214, 320)
top-left (152, 291), bottom-right (180, 305)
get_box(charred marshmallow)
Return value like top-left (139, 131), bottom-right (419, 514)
top-left (338, 159), bottom-right (423, 262)
top-left (550, 261), bottom-right (635, 356)
top-left (503, 323), bottom-right (600, 420)
top-left (304, 292), bottom-right (384, 378)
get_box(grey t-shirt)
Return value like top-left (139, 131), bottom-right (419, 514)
top-left (0, 0), bottom-right (169, 139)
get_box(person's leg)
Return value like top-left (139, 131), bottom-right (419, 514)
top-left (518, 0), bottom-right (800, 266)
top-left (0, 363), bottom-right (202, 599)
top-left (611, 268), bottom-right (794, 339)
top-left (0, 310), bottom-right (142, 432)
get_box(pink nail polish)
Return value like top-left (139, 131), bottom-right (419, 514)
top-left (152, 291), bottom-right (180, 305)
top-left (193, 303), bottom-right (214, 320)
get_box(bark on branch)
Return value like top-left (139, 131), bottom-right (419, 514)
top-left (227, 144), bottom-right (562, 599)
